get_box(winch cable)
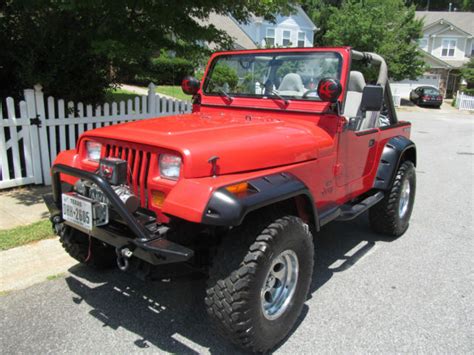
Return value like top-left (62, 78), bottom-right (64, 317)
top-left (84, 234), bottom-right (92, 263)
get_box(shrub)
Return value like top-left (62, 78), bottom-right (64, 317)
top-left (208, 64), bottom-right (239, 91)
top-left (134, 56), bottom-right (195, 86)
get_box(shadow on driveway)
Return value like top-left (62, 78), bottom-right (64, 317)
top-left (65, 214), bottom-right (394, 353)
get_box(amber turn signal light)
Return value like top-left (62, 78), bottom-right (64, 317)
top-left (225, 182), bottom-right (249, 194)
top-left (151, 190), bottom-right (166, 208)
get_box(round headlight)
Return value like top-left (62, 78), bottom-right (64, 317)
top-left (86, 141), bottom-right (102, 161)
top-left (159, 154), bottom-right (181, 180)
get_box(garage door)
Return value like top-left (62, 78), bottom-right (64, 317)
top-left (390, 74), bottom-right (440, 99)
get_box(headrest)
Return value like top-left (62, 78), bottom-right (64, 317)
top-left (278, 73), bottom-right (304, 92)
top-left (348, 71), bottom-right (366, 92)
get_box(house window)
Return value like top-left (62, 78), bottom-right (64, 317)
top-left (282, 30), bottom-right (292, 47)
top-left (418, 38), bottom-right (428, 51)
top-left (297, 32), bottom-right (305, 47)
top-left (471, 42), bottom-right (474, 57)
top-left (441, 39), bottom-right (456, 57)
top-left (265, 28), bottom-right (275, 47)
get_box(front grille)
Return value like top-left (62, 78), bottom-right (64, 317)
top-left (104, 144), bottom-right (151, 208)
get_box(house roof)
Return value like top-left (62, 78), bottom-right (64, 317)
top-left (415, 11), bottom-right (474, 35)
top-left (421, 50), bottom-right (453, 69)
top-left (198, 12), bottom-right (257, 50)
top-left (249, 6), bottom-right (317, 31)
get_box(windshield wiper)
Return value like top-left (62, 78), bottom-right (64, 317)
top-left (266, 88), bottom-right (289, 106)
top-left (205, 77), bottom-right (233, 104)
top-left (218, 89), bottom-right (233, 103)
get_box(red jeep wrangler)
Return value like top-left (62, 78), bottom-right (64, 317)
top-left (44, 47), bottom-right (416, 352)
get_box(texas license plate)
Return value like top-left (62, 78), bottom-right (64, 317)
top-left (62, 193), bottom-right (94, 230)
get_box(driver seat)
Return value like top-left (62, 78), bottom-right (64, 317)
top-left (278, 73), bottom-right (305, 96)
top-left (343, 71), bottom-right (366, 118)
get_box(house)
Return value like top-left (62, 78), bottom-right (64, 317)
top-left (203, 6), bottom-right (317, 50)
top-left (391, 11), bottom-right (473, 99)
top-left (239, 6), bottom-right (317, 48)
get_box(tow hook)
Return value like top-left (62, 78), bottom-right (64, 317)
top-left (116, 246), bottom-right (133, 271)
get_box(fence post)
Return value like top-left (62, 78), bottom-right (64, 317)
top-left (34, 84), bottom-right (52, 185)
top-left (147, 83), bottom-right (156, 116)
top-left (24, 88), bottom-right (43, 184)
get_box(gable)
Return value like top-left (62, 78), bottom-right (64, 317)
top-left (431, 22), bottom-right (471, 37)
top-left (423, 22), bottom-right (448, 36)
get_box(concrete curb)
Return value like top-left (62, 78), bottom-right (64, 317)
top-left (0, 238), bottom-right (77, 293)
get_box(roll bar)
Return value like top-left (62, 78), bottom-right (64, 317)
top-left (350, 49), bottom-right (398, 123)
top-left (351, 50), bottom-right (388, 87)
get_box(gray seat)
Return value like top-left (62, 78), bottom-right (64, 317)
top-left (278, 73), bottom-right (305, 96)
top-left (343, 71), bottom-right (366, 119)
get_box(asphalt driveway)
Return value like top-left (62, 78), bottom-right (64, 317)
top-left (1, 109), bottom-right (473, 354)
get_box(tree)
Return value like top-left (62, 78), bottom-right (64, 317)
top-left (301, 0), bottom-right (342, 45)
top-left (405, 0), bottom-right (474, 11)
top-left (320, 0), bottom-right (426, 81)
top-left (0, 0), bottom-right (299, 103)
top-left (461, 58), bottom-right (474, 95)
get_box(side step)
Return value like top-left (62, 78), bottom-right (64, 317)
top-left (336, 191), bottom-right (384, 221)
top-left (319, 191), bottom-right (384, 227)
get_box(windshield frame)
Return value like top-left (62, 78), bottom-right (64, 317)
top-left (202, 50), bottom-right (344, 103)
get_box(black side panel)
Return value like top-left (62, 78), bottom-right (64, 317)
top-left (202, 173), bottom-right (318, 228)
top-left (374, 136), bottom-right (416, 190)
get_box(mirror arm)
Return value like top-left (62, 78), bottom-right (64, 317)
top-left (330, 100), bottom-right (342, 116)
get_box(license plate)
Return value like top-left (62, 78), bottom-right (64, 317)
top-left (62, 193), bottom-right (94, 230)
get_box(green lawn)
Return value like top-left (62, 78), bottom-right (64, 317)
top-left (106, 86), bottom-right (190, 102)
top-left (156, 85), bottom-right (191, 101)
top-left (0, 220), bottom-right (54, 251)
top-left (105, 88), bottom-right (140, 103)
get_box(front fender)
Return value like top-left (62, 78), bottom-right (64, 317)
top-left (201, 173), bottom-right (317, 227)
top-left (53, 150), bottom-right (83, 186)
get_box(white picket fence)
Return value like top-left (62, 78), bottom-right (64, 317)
top-left (455, 91), bottom-right (474, 111)
top-left (0, 84), bottom-right (191, 189)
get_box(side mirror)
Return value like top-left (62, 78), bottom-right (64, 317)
top-left (181, 76), bottom-right (200, 95)
top-left (360, 85), bottom-right (384, 112)
top-left (317, 78), bottom-right (342, 103)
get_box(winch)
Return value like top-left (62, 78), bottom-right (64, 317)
top-left (74, 158), bottom-right (139, 213)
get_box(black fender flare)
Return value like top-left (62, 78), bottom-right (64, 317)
top-left (374, 136), bottom-right (416, 190)
top-left (201, 172), bottom-right (319, 229)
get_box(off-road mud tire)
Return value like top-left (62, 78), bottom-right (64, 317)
top-left (205, 215), bottom-right (314, 353)
top-left (58, 224), bottom-right (116, 269)
top-left (369, 160), bottom-right (416, 237)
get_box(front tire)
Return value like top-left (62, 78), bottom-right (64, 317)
top-left (58, 224), bottom-right (116, 269)
top-left (205, 215), bottom-right (314, 353)
top-left (369, 160), bottom-right (416, 237)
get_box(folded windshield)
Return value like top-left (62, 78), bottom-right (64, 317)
top-left (203, 51), bottom-right (342, 101)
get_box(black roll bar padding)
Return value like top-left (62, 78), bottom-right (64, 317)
top-left (51, 164), bottom-right (151, 242)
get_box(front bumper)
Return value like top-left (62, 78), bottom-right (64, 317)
top-left (419, 100), bottom-right (442, 107)
top-left (44, 164), bottom-right (194, 266)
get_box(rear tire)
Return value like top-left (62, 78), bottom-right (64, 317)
top-left (369, 160), bottom-right (416, 237)
top-left (58, 224), bottom-right (116, 269)
top-left (205, 215), bottom-right (314, 353)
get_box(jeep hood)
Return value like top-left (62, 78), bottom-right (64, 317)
top-left (83, 112), bottom-right (333, 178)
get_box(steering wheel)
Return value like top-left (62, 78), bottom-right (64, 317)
top-left (302, 89), bottom-right (318, 98)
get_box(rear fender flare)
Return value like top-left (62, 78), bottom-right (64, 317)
top-left (374, 136), bottom-right (416, 190)
top-left (201, 173), bottom-right (319, 229)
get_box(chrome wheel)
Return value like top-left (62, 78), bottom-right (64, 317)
top-left (261, 250), bottom-right (299, 320)
top-left (398, 178), bottom-right (411, 219)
